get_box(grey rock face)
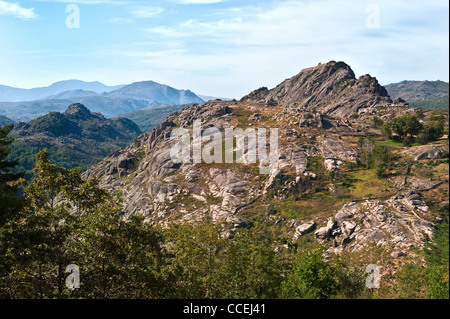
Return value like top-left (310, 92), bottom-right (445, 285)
top-left (293, 221), bottom-right (317, 240)
top-left (324, 195), bottom-right (435, 253)
top-left (315, 218), bottom-right (336, 240)
top-left (245, 61), bottom-right (398, 117)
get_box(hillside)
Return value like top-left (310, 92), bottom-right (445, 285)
top-left (385, 80), bottom-right (449, 108)
top-left (0, 115), bottom-right (14, 127)
top-left (120, 104), bottom-right (188, 132)
top-left (409, 96), bottom-right (449, 109)
top-left (8, 103), bottom-right (141, 172)
top-left (84, 61), bottom-right (448, 269)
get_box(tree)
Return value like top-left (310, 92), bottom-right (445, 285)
top-left (381, 121), bottom-right (393, 139)
top-left (281, 249), bottom-right (338, 299)
top-left (416, 115), bottom-right (445, 145)
top-left (372, 116), bottom-right (384, 128)
top-left (358, 137), bottom-right (391, 177)
top-left (392, 114), bottom-right (422, 141)
top-left (217, 227), bottom-right (284, 299)
top-left (359, 137), bottom-right (376, 169)
top-left (164, 215), bottom-right (227, 298)
top-left (72, 206), bottom-right (168, 299)
top-left (0, 150), bottom-right (119, 298)
top-left (0, 125), bottom-right (25, 226)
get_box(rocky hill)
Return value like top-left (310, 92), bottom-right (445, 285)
top-left (84, 61), bottom-right (448, 261)
top-left (9, 103), bottom-right (141, 172)
top-left (241, 61), bottom-right (404, 117)
top-left (385, 80), bottom-right (449, 103)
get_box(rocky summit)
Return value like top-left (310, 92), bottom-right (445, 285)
top-left (241, 61), bottom-right (404, 117)
top-left (84, 61), bottom-right (448, 256)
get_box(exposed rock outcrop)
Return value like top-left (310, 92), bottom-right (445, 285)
top-left (244, 61), bottom-right (403, 117)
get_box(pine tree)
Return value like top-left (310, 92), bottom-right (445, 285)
top-left (0, 125), bottom-right (25, 226)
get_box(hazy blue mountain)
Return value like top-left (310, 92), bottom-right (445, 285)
top-left (0, 99), bottom-right (74, 122)
top-left (0, 115), bottom-right (15, 127)
top-left (42, 89), bottom-right (99, 100)
top-left (0, 80), bottom-right (205, 122)
top-left (197, 94), bottom-right (233, 102)
top-left (0, 80), bottom-right (124, 102)
top-left (105, 81), bottom-right (205, 105)
top-left (120, 104), bottom-right (187, 132)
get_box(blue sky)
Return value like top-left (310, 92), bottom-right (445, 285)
top-left (0, 0), bottom-right (448, 98)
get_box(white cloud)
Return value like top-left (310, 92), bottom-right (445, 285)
top-left (129, 6), bottom-right (164, 18)
top-left (0, 1), bottom-right (36, 20)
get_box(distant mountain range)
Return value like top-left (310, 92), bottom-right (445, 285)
top-left (8, 103), bottom-right (141, 172)
top-left (0, 80), bottom-right (123, 102)
top-left (0, 80), bottom-right (205, 122)
top-left (197, 94), bottom-right (233, 102)
top-left (385, 80), bottom-right (449, 109)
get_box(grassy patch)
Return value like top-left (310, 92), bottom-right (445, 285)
top-left (346, 169), bottom-right (396, 199)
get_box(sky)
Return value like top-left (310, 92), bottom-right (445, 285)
top-left (0, 0), bottom-right (448, 99)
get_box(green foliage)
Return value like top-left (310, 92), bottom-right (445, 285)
top-left (392, 114), bottom-right (422, 140)
top-left (0, 125), bottom-right (25, 226)
top-left (72, 209), bottom-right (168, 298)
top-left (416, 115), bottom-right (445, 145)
top-left (216, 227), bottom-right (285, 299)
top-left (164, 216), bottom-right (228, 298)
top-left (7, 107), bottom-right (141, 173)
top-left (427, 265), bottom-right (449, 299)
top-left (381, 121), bottom-right (392, 139)
top-left (372, 116), bottom-right (384, 128)
top-left (410, 96), bottom-right (449, 110)
top-left (424, 207), bottom-right (449, 299)
top-left (381, 113), bottom-right (444, 146)
top-left (281, 249), bottom-right (339, 299)
top-left (0, 146), bottom-right (447, 299)
top-left (27, 112), bottom-right (82, 137)
top-left (0, 150), bottom-right (169, 298)
top-left (358, 137), bottom-right (392, 177)
top-left (390, 262), bottom-right (429, 299)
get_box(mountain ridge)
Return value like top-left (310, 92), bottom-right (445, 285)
top-left (0, 80), bottom-right (124, 102)
top-left (385, 80), bottom-right (449, 109)
top-left (0, 80), bottom-right (205, 122)
top-left (241, 61), bottom-right (402, 117)
top-left (8, 103), bottom-right (141, 172)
